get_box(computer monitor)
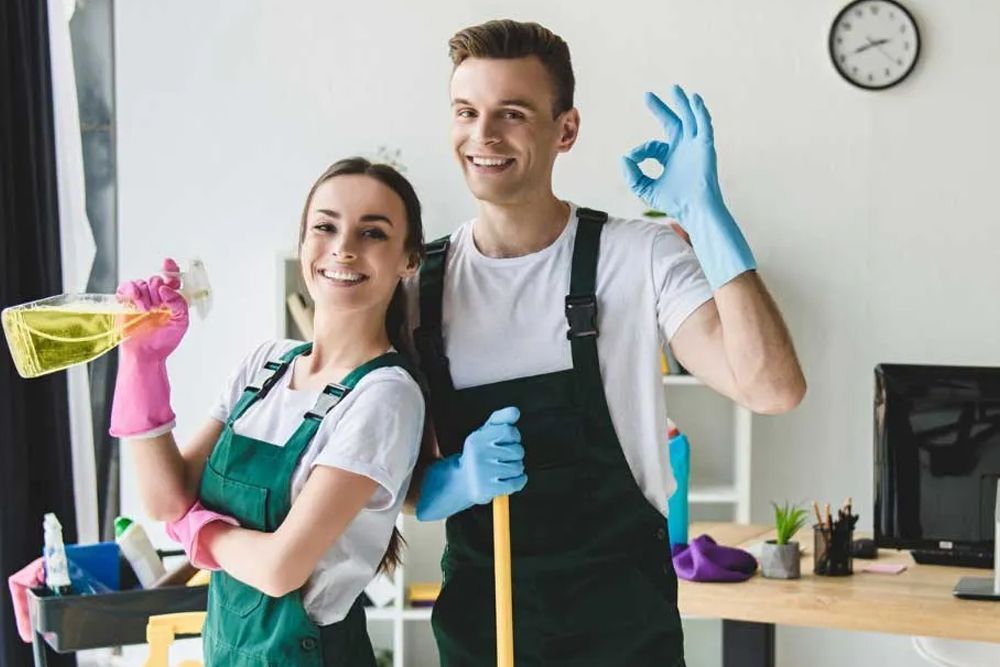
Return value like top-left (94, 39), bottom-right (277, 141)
top-left (874, 363), bottom-right (1000, 568)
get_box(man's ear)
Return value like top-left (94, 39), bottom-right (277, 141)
top-left (556, 108), bottom-right (580, 153)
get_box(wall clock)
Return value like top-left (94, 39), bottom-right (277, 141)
top-left (829, 0), bottom-right (920, 90)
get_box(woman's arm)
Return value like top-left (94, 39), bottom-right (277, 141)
top-left (200, 465), bottom-right (378, 598)
top-left (127, 419), bottom-right (221, 521)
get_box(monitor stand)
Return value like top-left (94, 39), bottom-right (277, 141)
top-left (953, 576), bottom-right (1000, 601)
top-left (953, 487), bottom-right (1000, 601)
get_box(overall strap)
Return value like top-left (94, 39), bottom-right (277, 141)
top-left (288, 352), bottom-right (415, 450)
top-left (413, 235), bottom-right (457, 448)
top-left (304, 352), bottom-right (413, 422)
top-left (418, 236), bottom-right (450, 341)
top-left (566, 208), bottom-right (609, 382)
top-left (227, 342), bottom-right (313, 426)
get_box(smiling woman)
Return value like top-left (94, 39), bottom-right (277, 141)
top-left (111, 156), bottom-right (428, 666)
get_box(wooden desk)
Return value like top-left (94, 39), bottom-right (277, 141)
top-left (679, 522), bottom-right (1000, 667)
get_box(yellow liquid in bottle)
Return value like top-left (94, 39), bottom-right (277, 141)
top-left (2, 301), bottom-right (170, 379)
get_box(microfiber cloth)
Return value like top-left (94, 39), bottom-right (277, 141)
top-left (671, 534), bottom-right (758, 582)
top-left (8, 558), bottom-right (44, 642)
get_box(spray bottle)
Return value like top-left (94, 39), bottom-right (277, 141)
top-left (666, 419), bottom-right (691, 548)
top-left (43, 513), bottom-right (72, 595)
top-left (2, 259), bottom-right (211, 379)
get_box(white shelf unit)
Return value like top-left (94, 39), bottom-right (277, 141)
top-left (280, 257), bottom-right (752, 664)
top-left (363, 516), bottom-right (433, 667)
top-left (662, 374), bottom-right (752, 524)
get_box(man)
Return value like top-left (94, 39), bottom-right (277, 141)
top-left (408, 19), bottom-right (805, 666)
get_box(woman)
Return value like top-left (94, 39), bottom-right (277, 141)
top-left (110, 158), bottom-right (426, 665)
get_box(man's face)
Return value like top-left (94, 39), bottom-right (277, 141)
top-left (450, 56), bottom-right (578, 205)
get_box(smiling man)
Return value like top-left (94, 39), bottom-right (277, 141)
top-left (409, 19), bottom-right (806, 666)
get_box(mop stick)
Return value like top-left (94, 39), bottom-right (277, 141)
top-left (493, 495), bottom-right (514, 667)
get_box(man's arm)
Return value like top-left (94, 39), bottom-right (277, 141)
top-left (622, 85), bottom-right (805, 413)
top-left (668, 272), bottom-right (805, 414)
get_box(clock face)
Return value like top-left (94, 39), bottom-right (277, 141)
top-left (829, 0), bottom-right (920, 90)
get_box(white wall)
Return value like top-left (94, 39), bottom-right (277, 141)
top-left (114, 1), bottom-right (1000, 665)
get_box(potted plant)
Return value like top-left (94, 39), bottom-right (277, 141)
top-left (760, 501), bottom-right (807, 579)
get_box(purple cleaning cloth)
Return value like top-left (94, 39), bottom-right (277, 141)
top-left (671, 534), bottom-right (758, 582)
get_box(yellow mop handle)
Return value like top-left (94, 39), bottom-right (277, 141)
top-left (493, 494), bottom-right (514, 667)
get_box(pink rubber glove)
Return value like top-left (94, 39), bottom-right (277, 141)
top-left (165, 501), bottom-right (239, 571)
top-left (8, 557), bottom-right (44, 642)
top-left (109, 257), bottom-right (189, 438)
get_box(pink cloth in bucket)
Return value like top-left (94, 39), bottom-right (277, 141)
top-left (8, 557), bottom-right (44, 642)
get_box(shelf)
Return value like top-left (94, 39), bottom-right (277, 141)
top-left (364, 606), bottom-right (433, 622)
top-left (364, 607), bottom-right (397, 621)
top-left (401, 608), bottom-right (433, 621)
top-left (689, 484), bottom-right (738, 504)
top-left (661, 375), bottom-right (702, 386)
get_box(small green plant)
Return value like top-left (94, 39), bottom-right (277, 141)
top-left (772, 501), bottom-right (808, 545)
top-left (375, 648), bottom-right (393, 667)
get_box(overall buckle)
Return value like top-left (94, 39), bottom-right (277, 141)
top-left (565, 294), bottom-right (599, 339)
top-left (305, 383), bottom-right (350, 421)
top-left (248, 360), bottom-right (287, 397)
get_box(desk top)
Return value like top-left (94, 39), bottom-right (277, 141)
top-left (679, 522), bottom-right (1000, 643)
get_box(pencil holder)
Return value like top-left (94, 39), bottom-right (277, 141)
top-left (813, 524), bottom-right (853, 576)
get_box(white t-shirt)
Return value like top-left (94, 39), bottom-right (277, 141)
top-left (407, 203), bottom-right (713, 514)
top-left (208, 339), bottom-right (424, 625)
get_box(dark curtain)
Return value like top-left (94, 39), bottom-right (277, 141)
top-left (1, 0), bottom-right (79, 665)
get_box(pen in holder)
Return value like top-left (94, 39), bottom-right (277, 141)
top-left (812, 500), bottom-right (858, 576)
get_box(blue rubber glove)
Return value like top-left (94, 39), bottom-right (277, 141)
top-left (621, 85), bottom-right (756, 290)
top-left (415, 407), bottom-right (527, 522)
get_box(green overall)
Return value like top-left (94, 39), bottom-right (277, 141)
top-left (198, 342), bottom-right (409, 667)
top-left (415, 208), bottom-right (686, 666)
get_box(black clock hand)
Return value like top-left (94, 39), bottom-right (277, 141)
top-left (872, 41), bottom-right (897, 64)
top-left (862, 35), bottom-right (897, 64)
top-left (855, 36), bottom-right (890, 54)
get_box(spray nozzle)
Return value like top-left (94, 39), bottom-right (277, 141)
top-left (164, 258), bottom-right (212, 319)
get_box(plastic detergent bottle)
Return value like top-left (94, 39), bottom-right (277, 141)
top-left (115, 516), bottom-right (166, 588)
top-left (666, 420), bottom-right (691, 548)
top-left (2, 259), bottom-right (211, 379)
top-left (43, 513), bottom-right (73, 595)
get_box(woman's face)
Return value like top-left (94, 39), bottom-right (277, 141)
top-left (300, 174), bottom-right (416, 318)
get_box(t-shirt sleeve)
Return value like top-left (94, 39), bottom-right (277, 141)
top-left (310, 372), bottom-right (425, 511)
top-left (652, 227), bottom-right (714, 342)
top-left (208, 340), bottom-right (279, 424)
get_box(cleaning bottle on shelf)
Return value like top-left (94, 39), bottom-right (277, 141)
top-left (666, 419), bottom-right (691, 549)
top-left (2, 259), bottom-right (211, 379)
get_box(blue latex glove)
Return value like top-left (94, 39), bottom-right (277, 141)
top-left (416, 407), bottom-right (527, 522)
top-left (621, 85), bottom-right (756, 290)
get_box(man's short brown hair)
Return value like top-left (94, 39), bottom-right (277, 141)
top-left (448, 19), bottom-right (574, 117)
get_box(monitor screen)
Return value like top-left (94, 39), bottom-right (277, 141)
top-left (875, 364), bottom-right (1000, 553)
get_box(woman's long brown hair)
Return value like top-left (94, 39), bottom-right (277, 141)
top-left (299, 157), bottom-right (426, 575)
